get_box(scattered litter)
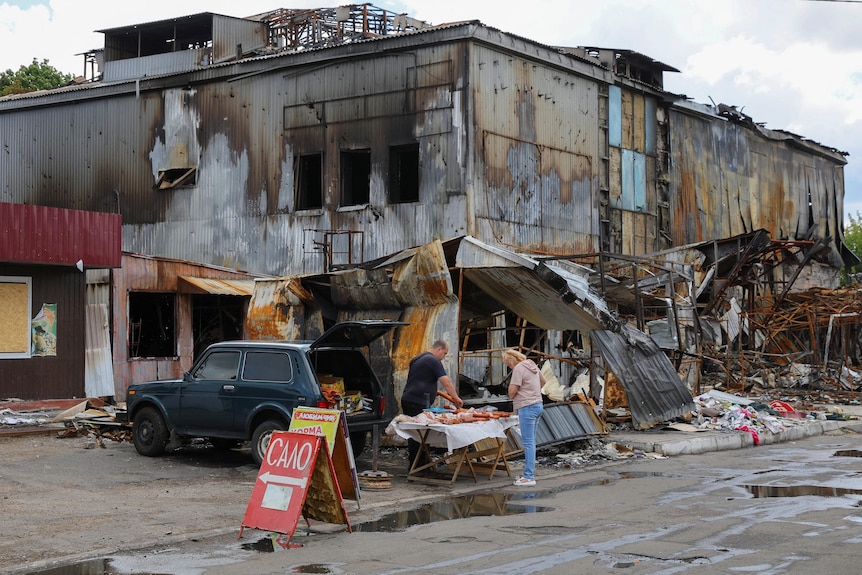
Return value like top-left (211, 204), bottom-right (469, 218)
top-left (0, 408), bottom-right (51, 426)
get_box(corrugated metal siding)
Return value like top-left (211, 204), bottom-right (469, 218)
top-left (0, 265), bottom-right (86, 400)
top-left (85, 303), bottom-right (114, 397)
top-left (668, 108), bottom-right (846, 266)
top-left (0, 25), bottom-right (613, 277)
top-left (212, 15), bottom-right (268, 63)
top-left (103, 50), bottom-right (205, 82)
top-left (0, 204), bottom-right (121, 268)
top-left (471, 43), bottom-right (601, 255)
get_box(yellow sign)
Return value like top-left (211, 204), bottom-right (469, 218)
top-left (288, 407), bottom-right (341, 455)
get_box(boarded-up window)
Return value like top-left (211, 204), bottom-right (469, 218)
top-left (0, 277), bottom-right (31, 359)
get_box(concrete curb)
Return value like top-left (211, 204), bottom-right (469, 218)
top-left (611, 419), bottom-right (862, 457)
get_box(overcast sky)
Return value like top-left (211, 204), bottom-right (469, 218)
top-left (3, 0), bottom-right (861, 222)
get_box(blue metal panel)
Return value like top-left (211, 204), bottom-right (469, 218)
top-left (621, 148), bottom-right (634, 210)
top-left (609, 85), bottom-right (621, 147)
top-left (634, 151), bottom-right (647, 211)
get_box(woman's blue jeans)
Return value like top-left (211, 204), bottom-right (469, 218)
top-left (517, 402), bottom-right (543, 480)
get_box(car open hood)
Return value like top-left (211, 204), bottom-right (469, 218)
top-left (309, 320), bottom-right (408, 349)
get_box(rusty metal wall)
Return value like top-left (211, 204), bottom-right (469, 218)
top-left (111, 253), bottom-right (258, 397)
top-left (668, 108), bottom-right (847, 266)
top-left (471, 43), bottom-right (602, 255)
top-left (0, 24), bottom-right (616, 280)
top-left (0, 265), bottom-right (86, 400)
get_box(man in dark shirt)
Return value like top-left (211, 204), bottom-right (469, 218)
top-left (401, 340), bottom-right (464, 471)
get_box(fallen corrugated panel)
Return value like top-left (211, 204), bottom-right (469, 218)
top-left (536, 401), bottom-right (608, 446)
top-left (177, 276), bottom-right (256, 296)
top-left (455, 236), bottom-right (615, 332)
top-left (591, 324), bottom-right (695, 430)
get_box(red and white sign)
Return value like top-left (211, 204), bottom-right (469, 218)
top-left (240, 431), bottom-right (323, 541)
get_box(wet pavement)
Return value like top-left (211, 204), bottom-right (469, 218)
top-left (5, 401), bottom-right (862, 574)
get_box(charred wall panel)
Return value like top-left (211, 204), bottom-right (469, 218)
top-left (471, 44), bottom-right (600, 254)
top-left (668, 108), bottom-right (845, 265)
top-left (0, 265), bottom-right (85, 400)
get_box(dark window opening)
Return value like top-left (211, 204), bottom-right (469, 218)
top-left (191, 294), bottom-right (245, 361)
top-left (341, 149), bottom-right (371, 206)
top-left (389, 143), bottom-right (420, 203)
top-left (296, 153), bottom-right (323, 210)
top-left (155, 167), bottom-right (197, 189)
top-left (129, 292), bottom-right (176, 358)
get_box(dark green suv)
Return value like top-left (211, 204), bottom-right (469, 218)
top-left (122, 320), bottom-right (405, 464)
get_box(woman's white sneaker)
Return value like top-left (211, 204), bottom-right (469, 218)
top-left (513, 476), bottom-right (536, 487)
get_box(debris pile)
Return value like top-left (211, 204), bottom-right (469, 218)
top-left (0, 408), bottom-right (53, 428)
top-left (0, 399), bottom-right (131, 445)
top-left (52, 400), bottom-right (131, 445)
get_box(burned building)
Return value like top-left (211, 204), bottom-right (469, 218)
top-left (0, 5), bottom-right (853, 402)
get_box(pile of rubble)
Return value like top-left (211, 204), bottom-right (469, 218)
top-left (0, 399), bottom-right (131, 446)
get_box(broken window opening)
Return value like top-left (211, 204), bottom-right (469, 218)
top-left (296, 153), bottom-right (323, 210)
top-left (155, 167), bottom-right (197, 190)
top-left (341, 149), bottom-right (371, 206)
top-left (129, 292), bottom-right (177, 358)
top-left (389, 143), bottom-right (420, 203)
top-left (191, 294), bottom-right (245, 361)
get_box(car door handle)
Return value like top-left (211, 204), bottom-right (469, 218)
top-left (223, 385), bottom-right (236, 392)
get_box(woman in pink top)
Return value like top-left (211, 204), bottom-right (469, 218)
top-left (503, 348), bottom-right (545, 487)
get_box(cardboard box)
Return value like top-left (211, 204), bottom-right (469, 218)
top-left (343, 391), bottom-right (363, 413)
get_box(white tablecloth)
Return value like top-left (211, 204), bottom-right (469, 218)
top-left (389, 416), bottom-right (519, 452)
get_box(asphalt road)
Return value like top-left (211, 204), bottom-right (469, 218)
top-left (5, 423), bottom-right (862, 575)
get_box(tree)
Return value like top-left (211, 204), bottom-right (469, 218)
top-left (843, 211), bottom-right (862, 283)
top-left (0, 59), bottom-right (73, 96)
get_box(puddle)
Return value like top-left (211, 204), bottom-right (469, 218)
top-left (834, 449), bottom-right (862, 458)
top-left (744, 484), bottom-right (862, 498)
top-left (289, 566), bottom-right (332, 574)
top-left (28, 470), bottom-right (663, 571)
top-left (23, 557), bottom-right (167, 575)
top-left (353, 491), bottom-right (553, 532)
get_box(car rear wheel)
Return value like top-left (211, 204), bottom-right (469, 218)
top-left (133, 407), bottom-right (169, 457)
top-left (251, 419), bottom-right (287, 465)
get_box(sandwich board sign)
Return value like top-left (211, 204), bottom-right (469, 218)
top-left (239, 431), bottom-right (350, 548)
top-left (288, 407), bottom-right (360, 502)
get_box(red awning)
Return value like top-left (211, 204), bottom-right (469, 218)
top-left (0, 203), bottom-right (122, 268)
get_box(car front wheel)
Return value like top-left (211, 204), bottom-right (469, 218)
top-left (251, 419), bottom-right (287, 465)
top-left (133, 407), bottom-right (169, 457)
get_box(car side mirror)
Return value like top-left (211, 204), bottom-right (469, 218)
top-left (183, 371), bottom-right (191, 382)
